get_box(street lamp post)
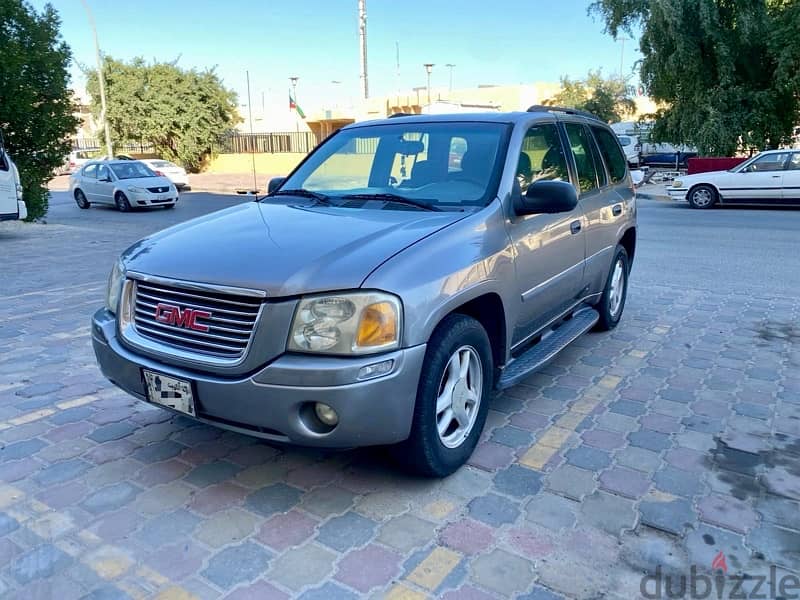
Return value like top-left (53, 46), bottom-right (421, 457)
top-left (445, 63), bottom-right (456, 93)
top-left (80, 0), bottom-right (113, 159)
top-left (423, 63), bottom-right (434, 106)
top-left (289, 76), bottom-right (299, 134)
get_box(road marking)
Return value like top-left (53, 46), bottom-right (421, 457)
top-left (385, 584), bottom-right (428, 600)
top-left (405, 546), bottom-right (461, 591)
top-left (0, 395), bottom-right (101, 431)
top-left (517, 346), bottom-right (650, 473)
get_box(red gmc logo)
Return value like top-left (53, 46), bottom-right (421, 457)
top-left (154, 303), bottom-right (211, 332)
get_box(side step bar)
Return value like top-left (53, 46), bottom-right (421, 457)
top-left (497, 308), bottom-right (599, 390)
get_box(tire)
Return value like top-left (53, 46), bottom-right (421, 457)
top-left (595, 245), bottom-right (630, 331)
top-left (393, 314), bottom-right (493, 477)
top-left (688, 184), bottom-right (717, 209)
top-left (114, 192), bottom-right (131, 212)
top-left (74, 189), bottom-right (90, 209)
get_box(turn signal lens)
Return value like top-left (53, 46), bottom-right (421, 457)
top-left (355, 302), bottom-right (398, 348)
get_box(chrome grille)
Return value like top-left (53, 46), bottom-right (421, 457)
top-left (147, 186), bottom-right (169, 193)
top-left (132, 280), bottom-right (262, 360)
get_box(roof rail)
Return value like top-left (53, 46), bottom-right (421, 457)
top-left (388, 112), bottom-right (414, 118)
top-left (526, 105), bottom-right (603, 121)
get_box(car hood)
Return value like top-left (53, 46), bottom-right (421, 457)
top-left (120, 200), bottom-right (468, 297)
top-left (676, 170), bottom-right (731, 185)
top-left (119, 176), bottom-right (173, 189)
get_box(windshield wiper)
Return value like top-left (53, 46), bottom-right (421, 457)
top-left (270, 189), bottom-right (333, 205)
top-left (341, 193), bottom-right (441, 212)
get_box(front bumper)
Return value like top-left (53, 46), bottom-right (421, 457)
top-left (91, 308), bottom-right (426, 447)
top-left (128, 191), bottom-right (178, 207)
top-left (667, 188), bottom-right (688, 201)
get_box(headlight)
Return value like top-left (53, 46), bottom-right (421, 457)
top-left (287, 292), bottom-right (402, 355)
top-left (127, 186), bottom-right (146, 193)
top-left (672, 180), bottom-right (683, 188)
top-left (105, 259), bottom-right (126, 314)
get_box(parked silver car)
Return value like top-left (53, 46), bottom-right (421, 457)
top-left (69, 160), bottom-right (179, 212)
top-left (92, 107), bottom-right (637, 475)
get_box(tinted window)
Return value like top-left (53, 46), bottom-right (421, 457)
top-left (617, 136), bottom-right (631, 147)
top-left (83, 164), bottom-right (97, 179)
top-left (518, 123), bottom-right (569, 194)
top-left (593, 127), bottom-right (628, 183)
top-left (0, 152), bottom-right (7, 172)
top-left (564, 123), bottom-right (600, 193)
top-left (789, 153), bottom-right (800, 171)
top-left (109, 162), bottom-right (156, 179)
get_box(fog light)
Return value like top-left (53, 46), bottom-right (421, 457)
top-left (314, 402), bottom-right (339, 426)
top-left (357, 359), bottom-right (394, 381)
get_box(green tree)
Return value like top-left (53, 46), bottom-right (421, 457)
top-left (0, 0), bottom-right (78, 221)
top-left (546, 71), bottom-right (636, 123)
top-left (590, 0), bottom-right (800, 155)
top-left (86, 58), bottom-right (239, 172)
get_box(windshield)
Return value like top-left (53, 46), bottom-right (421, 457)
top-left (149, 160), bottom-right (174, 168)
top-left (110, 162), bottom-right (157, 180)
top-left (279, 121), bottom-right (509, 210)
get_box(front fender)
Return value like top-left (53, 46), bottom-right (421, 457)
top-left (362, 201), bottom-right (518, 354)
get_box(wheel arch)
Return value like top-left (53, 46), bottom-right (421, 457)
top-left (619, 226), bottom-right (636, 266)
top-left (687, 182), bottom-right (720, 205)
top-left (429, 291), bottom-right (508, 381)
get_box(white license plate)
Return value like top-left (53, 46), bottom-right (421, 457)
top-left (143, 370), bottom-right (195, 416)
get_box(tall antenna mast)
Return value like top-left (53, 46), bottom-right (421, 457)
top-left (359, 0), bottom-right (368, 99)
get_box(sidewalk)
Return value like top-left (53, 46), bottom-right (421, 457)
top-left (636, 182), bottom-right (670, 200)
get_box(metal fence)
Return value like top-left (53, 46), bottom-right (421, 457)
top-left (70, 138), bottom-right (156, 154)
top-left (212, 132), bottom-right (320, 154)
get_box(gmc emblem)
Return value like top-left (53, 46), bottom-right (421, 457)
top-left (154, 303), bottom-right (211, 332)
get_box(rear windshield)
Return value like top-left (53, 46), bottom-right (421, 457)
top-left (280, 121), bottom-right (510, 210)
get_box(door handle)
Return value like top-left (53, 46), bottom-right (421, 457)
top-left (570, 220), bottom-right (582, 235)
top-left (771, 175), bottom-right (781, 178)
top-left (612, 204), bottom-right (623, 216)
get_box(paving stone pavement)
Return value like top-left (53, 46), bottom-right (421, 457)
top-left (1, 198), bottom-right (799, 599)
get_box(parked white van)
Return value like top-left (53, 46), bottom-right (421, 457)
top-left (0, 136), bottom-right (27, 221)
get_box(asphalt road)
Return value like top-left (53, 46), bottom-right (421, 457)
top-left (7, 189), bottom-right (798, 299)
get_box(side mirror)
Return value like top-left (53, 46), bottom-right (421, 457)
top-left (267, 177), bottom-right (286, 194)
top-left (515, 179), bottom-right (578, 215)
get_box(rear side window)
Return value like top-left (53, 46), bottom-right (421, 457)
top-left (564, 123), bottom-right (600, 193)
top-left (593, 127), bottom-right (628, 184)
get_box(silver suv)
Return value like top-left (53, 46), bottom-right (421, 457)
top-left (92, 106), bottom-right (637, 476)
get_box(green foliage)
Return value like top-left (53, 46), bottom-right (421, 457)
top-left (589, 0), bottom-right (800, 155)
top-left (547, 71), bottom-right (636, 123)
top-left (0, 0), bottom-right (78, 221)
top-left (86, 58), bottom-right (239, 172)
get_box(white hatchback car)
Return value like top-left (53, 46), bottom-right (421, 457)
top-left (140, 159), bottom-right (190, 189)
top-left (69, 160), bottom-right (179, 212)
top-left (669, 149), bottom-right (800, 208)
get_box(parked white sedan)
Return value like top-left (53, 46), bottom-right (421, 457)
top-left (669, 149), bottom-right (800, 208)
top-left (69, 160), bottom-right (179, 212)
top-left (140, 159), bottom-right (190, 189)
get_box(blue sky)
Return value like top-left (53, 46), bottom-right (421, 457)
top-left (37, 0), bottom-right (640, 108)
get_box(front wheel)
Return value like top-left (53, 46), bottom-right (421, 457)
top-left (595, 245), bottom-right (630, 331)
top-left (74, 189), bottom-right (90, 209)
top-left (688, 184), bottom-right (717, 209)
top-left (115, 192), bottom-right (131, 212)
top-left (393, 314), bottom-right (493, 477)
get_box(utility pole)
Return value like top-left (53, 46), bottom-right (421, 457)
top-left (396, 41), bottom-right (400, 95)
top-left (423, 64), bottom-right (434, 106)
top-left (246, 71), bottom-right (257, 194)
top-left (358, 0), bottom-right (369, 99)
top-left (445, 63), bottom-right (456, 93)
top-left (289, 76), bottom-right (299, 134)
top-left (619, 37), bottom-right (628, 80)
top-left (80, 0), bottom-right (113, 158)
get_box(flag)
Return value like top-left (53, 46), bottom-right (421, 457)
top-left (289, 93), bottom-right (306, 119)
